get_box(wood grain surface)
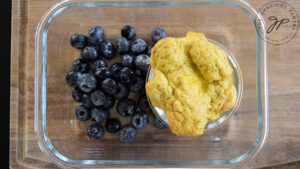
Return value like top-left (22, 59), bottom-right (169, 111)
top-left (10, 0), bottom-right (300, 168)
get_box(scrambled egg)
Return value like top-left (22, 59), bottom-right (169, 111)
top-left (146, 32), bottom-right (237, 136)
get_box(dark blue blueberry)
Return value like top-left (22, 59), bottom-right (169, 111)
top-left (87, 123), bottom-right (103, 140)
top-left (140, 70), bottom-right (147, 79)
top-left (72, 59), bottom-right (88, 73)
top-left (113, 83), bottom-right (129, 100)
top-left (87, 26), bottom-right (104, 46)
top-left (117, 99), bottom-right (136, 117)
top-left (130, 38), bottom-right (147, 54)
top-left (152, 116), bottom-right (168, 129)
top-left (121, 25), bottom-right (136, 40)
top-left (81, 46), bottom-right (98, 61)
top-left (145, 44), bottom-right (154, 56)
top-left (130, 75), bottom-right (145, 93)
top-left (82, 93), bottom-right (92, 108)
top-left (110, 63), bottom-right (123, 80)
top-left (134, 54), bottom-right (150, 72)
top-left (131, 112), bottom-right (148, 129)
top-left (105, 118), bottom-right (121, 133)
top-left (94, 67), bottom-right (112, 80)
top-left (66, 71), bottom-right (82, 88)
top-left (70, 34), bottom-right (88, 49)
top-left (77, 73), bottom-right (97, 93)
top-left (115, 37), bottom-right (130, 54)
top-left (151, 27), bottom-right (167, 43)
top-left (91, 59), bottom-right (107, 72)
top-left (101, 78), bottom-right (118, 95)
top-left (118, 125), bottom-right (136, 143)
top-left (99, 40), bottom-right (115, 59)
top-left (102, 94), bottom-right (115, 110)
top-left (72, 87), bottom-right (84, 102)
top-left (120, 67), bottom-right (136, 84)
top-left (75, 105), bottom-right (91, 121)
top-left (138, 94), bottom-right (152, 113)
top-left (90, 90), bottom-right (107, 107)
top-left (121, 54), bottom-right (135, 68)
top-left (91, 107), bottom-right (109, 123)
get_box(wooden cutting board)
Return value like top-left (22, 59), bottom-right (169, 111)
top-left (9, 0), bottom-right (300, 168)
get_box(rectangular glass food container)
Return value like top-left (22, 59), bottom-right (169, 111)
top-left (35, 0), bottom-right (268, 168)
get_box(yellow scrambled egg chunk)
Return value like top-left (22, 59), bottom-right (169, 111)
top-left (146, 32), bottom-right (237, 136)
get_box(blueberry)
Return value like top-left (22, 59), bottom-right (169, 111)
top-left (130, 38), bottom-right (147, 54)
top-left (91, 107), bottom-right (109, 123)
top-left (117, 99), bottom-right (136, 117)
top-left (119, 67), bottom-right (136, 84)
top-left (121, 54), bottom-right (135, 68)
top-left (131, 112), bottom-right (148, 129)
top-left (77, 73), bottom-right (97, 93)
top-left (135, 54), bottom-right (150, 72)
top-left (90, 90), bottom-right (107, 107)
top-left (91, 59), bottom-right (107, 72)
top-left (72, 87), bottom-right (84, 102)
top-left (82, 93), bottom-right (92, 108)
top-left (138, 94), bottom-right (152, 112)
top-left (121, 25), bottom-right (136, 40)
top-left (70, 34), bottom-right (88, 49)
top-left (145, 44), bottom-right (154, 56)
top-left (110, 63), bottom-right (123, 80)
top-left (118, 125), bottom-right (136, 143)
top-left (94, 67), bottom-right (112, 80)
top-left (151, 27), bottom-right (167, 43)
top-left (87, 123), bottom-right (103, 140)
top-left (101, 78), bottom-right (118, 95)
top-left (105, 118), bottom-right (121, 133)
top-left (115, 37), bottom-right (130, 54)
top-left (102, 94), bottom-right (115, 110)
top-left (99, 40), bottom-right (115, 59)
top-left (66, 71), bottom-right (82, 88)
top-left (130, 76), bottom-right (145, 93)
top-left (75, 105), bottom-right (91, 121)
top-left (87, 26), bottom-right (104, 46)
top-left (81, 46), bottom-right (98, 61)
top-left (72, 59), bottom-right (88, 73)
top-left (113, 83), bottom-right (129, 100)
top-left (152, 116), bottom-right (168, 129)
top-left (140, 70), bottom-right (147, 79)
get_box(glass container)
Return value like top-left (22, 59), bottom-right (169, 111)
top-left (35, 0), bottom-right (268, 168)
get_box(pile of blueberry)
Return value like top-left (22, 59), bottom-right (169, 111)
top-left (66, 25), bottom-right (168, 143)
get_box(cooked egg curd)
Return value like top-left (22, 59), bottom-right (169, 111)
top-left (146, 32), bottom-right (237, 136)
